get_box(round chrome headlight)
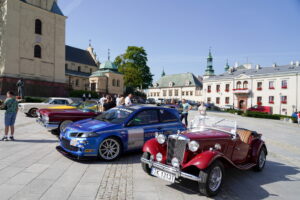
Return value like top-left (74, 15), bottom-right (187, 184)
top-left (188, 141), bottom-right (200, 152)
top-left (156, 152), bottom-right (163, 162)
top-left (171, 157), bottom-right (180, 168)
top-left (156, 134), bottom-right (166, 144)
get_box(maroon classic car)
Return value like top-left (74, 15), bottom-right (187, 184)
top-left (37, 108), bottom-right (100, 133)
top-left (141, 116), bottom-right (267, 196)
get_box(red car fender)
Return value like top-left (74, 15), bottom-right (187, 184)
top-left (250, 139), bottom-right (267, 163)
top-left (182, 150), bottom-right (225, 170)
top-left (142, 138), bottom-right (167, 158)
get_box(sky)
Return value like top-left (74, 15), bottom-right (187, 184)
top-left (58, 0), bottom-right (300, 81)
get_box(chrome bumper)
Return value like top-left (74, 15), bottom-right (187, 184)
top-left (140, 157), bottom-right (202, 182)
top-left (36, 118), bottom-right (59, 130)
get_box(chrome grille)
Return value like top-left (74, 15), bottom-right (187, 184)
top-left (166, 135), bottom-right (188, 164)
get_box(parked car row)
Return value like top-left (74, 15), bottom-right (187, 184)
top-left (18, 97), bottom-right (268, 197)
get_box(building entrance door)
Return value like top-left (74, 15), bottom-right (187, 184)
top-left (237, 96), bottom-right (248, 110)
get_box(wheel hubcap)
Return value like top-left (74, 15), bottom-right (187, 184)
top-left (259, 150), bottom-right (266, 168)
top-left (99, 139), bottom-right (120, 160)
top-left (209, 166), bottom-right (222, 192)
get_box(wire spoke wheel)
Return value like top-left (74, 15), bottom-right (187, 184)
top-left (99, 138), bottom-right (121, 161)
top-left (208, 166), bottom-right (222, 192)
top-left (30, 108), bottom-right (38, 118)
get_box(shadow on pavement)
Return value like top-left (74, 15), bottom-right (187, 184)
top-left (12, 139), bottom-right (58, 143)
top-left (166, 160), bottom-right (300, 200)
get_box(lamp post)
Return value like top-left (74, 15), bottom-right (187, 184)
top-left (279, 93), bottom-right (282, 115)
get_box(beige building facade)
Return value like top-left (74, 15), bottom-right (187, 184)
top-left (0, 0), bottom-right (124, 96)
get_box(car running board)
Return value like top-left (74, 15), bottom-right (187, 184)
top-left (236, 163), bottom-right (256, 170)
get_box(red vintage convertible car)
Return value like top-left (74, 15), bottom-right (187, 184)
top-left (141, 116), bottom-right (267, 196)
top-left (37, 108), bottom-right (100, 133)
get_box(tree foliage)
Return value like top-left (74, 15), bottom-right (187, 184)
top-left (114, 46), bottom-right (153, 89)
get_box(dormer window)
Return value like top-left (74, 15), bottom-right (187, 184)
top-left (154, 83), bottom-right (159, 88)
top-left (185, 80), bottom-right (191, 86)
top-left (169, 82), bottom-right (175, 87)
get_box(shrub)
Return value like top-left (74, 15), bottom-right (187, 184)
top-left (24, 96), bottom-right (45, 103)
top-left (226, 109), bottom-right (243, 115)
top-left (69, 90), bottom-right (99, 99)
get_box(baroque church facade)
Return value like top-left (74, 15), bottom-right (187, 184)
top-left (0, 0), bottom-right (124, 96)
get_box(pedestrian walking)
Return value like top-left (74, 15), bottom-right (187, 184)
top-left (82, 93), bottom-right (86, 101)
top-left (88, 93), bottom-right (91, 100)
top-left (125, 94), bottom-right (133, 106)
top-left (1, 91), bottom-right (18, 141)
top-left (116, 95), bottom-right (122, 106)
top-left (180, 99), bottom-right (191, 126)
top-left (297, 112), bottom-right (300, 125)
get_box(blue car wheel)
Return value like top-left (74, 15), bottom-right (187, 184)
top-left (98, 137), bottom-right (121, 161)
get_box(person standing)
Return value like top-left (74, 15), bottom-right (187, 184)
top-left (1, 91), bottom-right (18, 141)
top-left (198, 102), bottom-right (207, 116)
top-left (88, 93), bottom-right (91, 100)
top-left (82, 93), bottom-right (86, 101)
top-left (116, 95), bottom-right (121, 106)
top-left (125, 94), bottom-right (133, 106)
top-left (297, 111), bottom-right (300, 125)
top-left (103, 96), bottom-right (116, 111)
top-left (180, 99), bottom-right (191, 126)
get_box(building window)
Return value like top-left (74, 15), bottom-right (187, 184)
top-left (216, 85), bottom-right (220, 92)
top-left (186, 91), bottom-right (189, 96)
top-left (190, 91), bottom-right (193, 96)
top-left (207, 85), bottom-right (211, 93)
top-left (65, 64), bottom-right (68, 70)
top-left (207, 97), bottom-right (211, 103)
top-left (269, 96), bottom-right (274, 104)
top-left (78, 66), bottom-right (81, 72)
top-left (225, 97), bottom-right (229, 104)
top-left (75, 79), bottom-right (79, 87)
top-left (269, 81), bottom-right (274, 89)
top-left (157, 92), bottom-right (160, 96)
top-left (281, 80), bottom-right (287, 89)
top-left (90, 68), bottom-right (92, 74)
top-left (182, 91), bottom-right (185, 96)
top-left (163, 90), bottom-right (167, 97)
top-left (91, 83), bottom-right (96, 91)
top-left (168, 90), bottom-right (173, 96)
top-left (225, 84), bottom-right (230, 92)
top-left (243, 81), bottom-right (248, 89)
top-left (281, 96), bottom-right (287, 104)
top-left (112, 79), bottom-right (116, 86)
top-left (257, 96), bottom-right (262, 106)
top-left (216, 97), bottom-right (220, 104)
top-left (175, 89), bottom-right (179, 96)
top-left (236, 81), bottom-right (241, 89)
top-left (257, 82), bottom-right (262, 90)
top-left (35, 19), bottom-right (42, 35)
top-left (34, 45), bottom-right (42, 58)
top-left (117, 80), bottom-right (120, 87)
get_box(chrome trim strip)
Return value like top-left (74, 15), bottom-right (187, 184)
top-left (141, 157), bottom-right (202, 182)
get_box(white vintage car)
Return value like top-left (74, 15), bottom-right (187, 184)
top-left (18, 97), bottom-right (73, 117)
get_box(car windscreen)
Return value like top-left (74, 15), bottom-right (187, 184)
top-left (94, 108), bottom-right (133, 124)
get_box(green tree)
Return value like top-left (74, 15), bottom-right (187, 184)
top-left (114, 46), bottom-right (153, 90)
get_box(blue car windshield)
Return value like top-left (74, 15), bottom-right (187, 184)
top-left (95, 108), bottom-right (133, 124)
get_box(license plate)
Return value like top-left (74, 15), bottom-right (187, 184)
top-left (151, 168), bottom-right (175, 183)
top-left (70, 139), bottom-right (78, 146)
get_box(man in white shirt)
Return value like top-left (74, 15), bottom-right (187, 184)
top-left (125, 94), bottom-right (133, 106)
top-left (99, 95), bottom-right (106, 106)
top-left (116, 95), bottom-right (121, 106)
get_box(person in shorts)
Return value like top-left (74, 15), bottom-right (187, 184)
top-left (2, 91), bottom-right (18, 141)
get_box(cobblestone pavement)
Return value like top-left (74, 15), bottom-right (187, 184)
top-left (0, 110), bottom-right (299, 200)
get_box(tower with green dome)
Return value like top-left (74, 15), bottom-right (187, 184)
top-left (204, 49), bottom-right (215, 77)
top-left (224, 60), bottom-right (230, 72)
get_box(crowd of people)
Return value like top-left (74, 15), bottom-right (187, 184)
top-left (97, 93), bottom-right (133, 112)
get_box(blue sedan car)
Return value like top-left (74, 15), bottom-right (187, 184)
top-left (57, 105), bottom-right (185, 161)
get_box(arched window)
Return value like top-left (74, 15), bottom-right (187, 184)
top-left (34, 45), bottom-right (41, 58)
top-left (236, 81), bottom-right (241, 89)
top-left (243, 81), bottom-right (248, 89)
top-left (78, 66), bottom-right (81, 72)
top-left (35, 19), bottom-right (42, 35)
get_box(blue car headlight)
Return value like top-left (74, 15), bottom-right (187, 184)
top-left (78, 132), bottom-right (98, 138)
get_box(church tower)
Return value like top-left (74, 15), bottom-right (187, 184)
top-left (203, 49), bottom-right (215, 79)
top-left (0, 0), bottom-right (66, 96)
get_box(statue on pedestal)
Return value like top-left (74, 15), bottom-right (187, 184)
top-left (16, 78), bottom-right (24, 99)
